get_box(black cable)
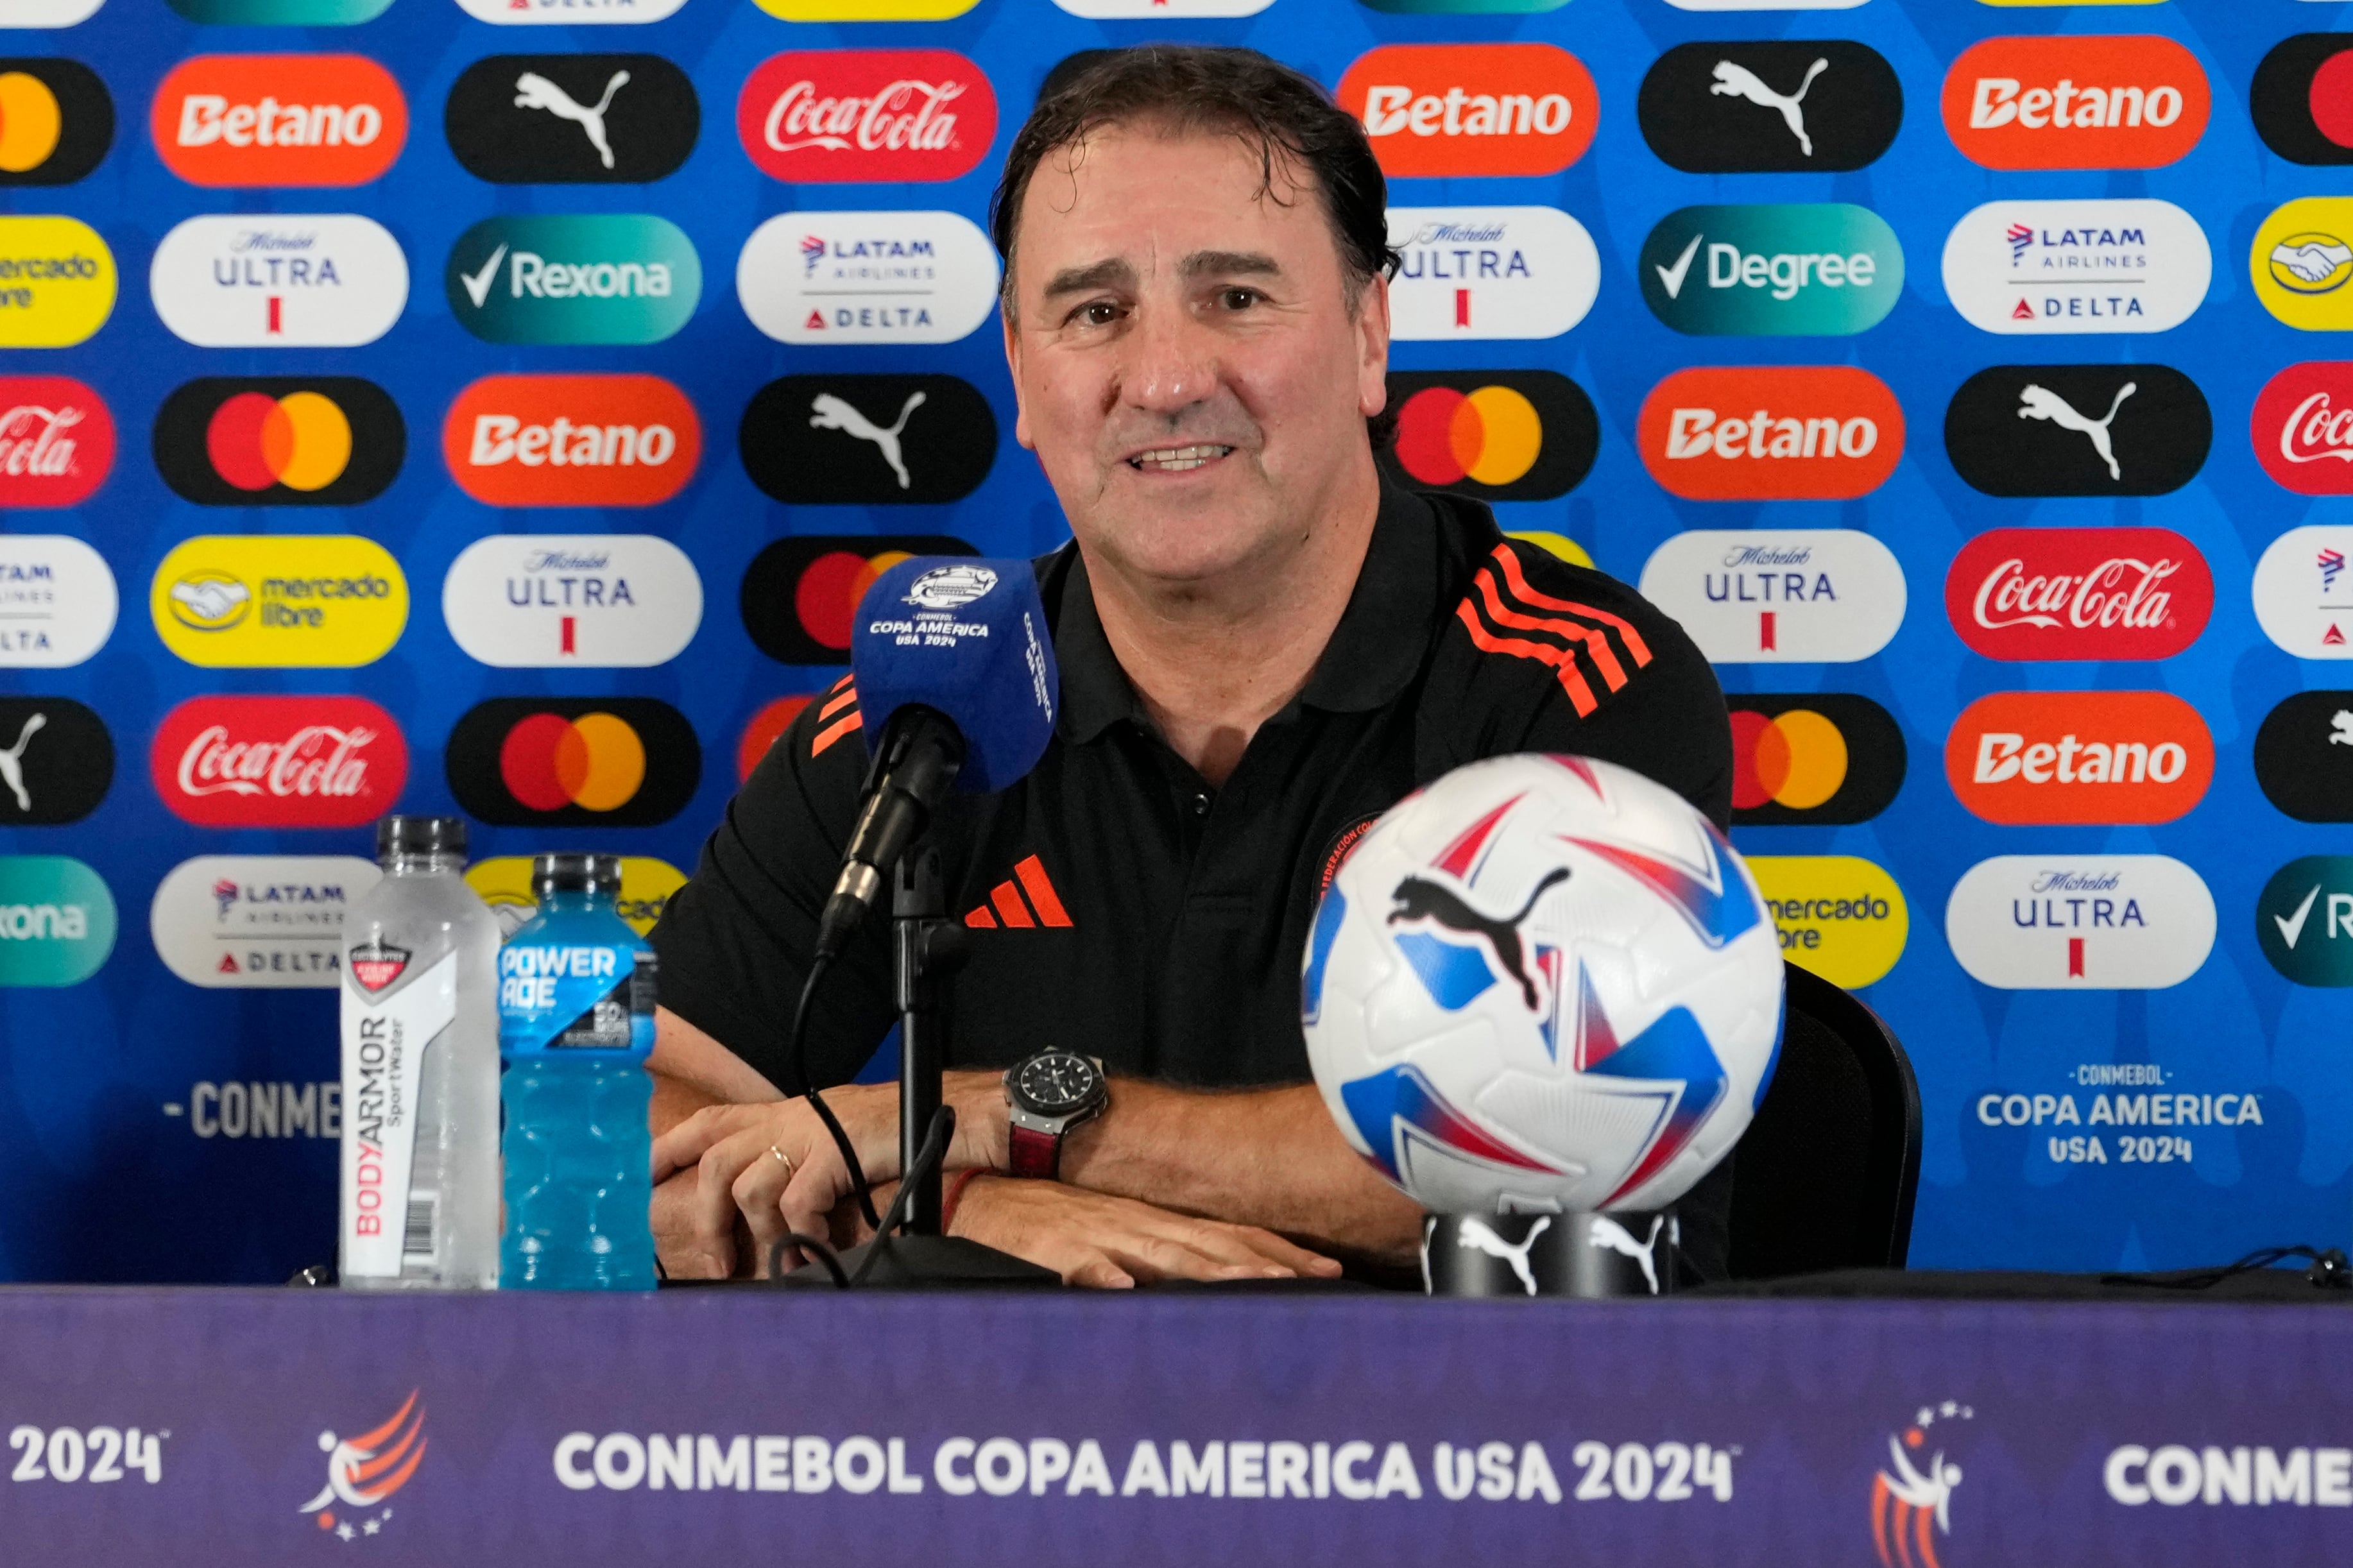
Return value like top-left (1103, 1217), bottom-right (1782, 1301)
top-left (767, 1230), bottom-right (851, 1288)
top-left (850, 1105), bottom-right (955, 1287)
top-left (2102, 1244), bottom-right (2349, 1291)
top-left (789, 955), bottom-right (881, 1232)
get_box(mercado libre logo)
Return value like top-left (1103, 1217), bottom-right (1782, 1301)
top-left (150, 534), bottom-right (407, 669)
top-left (446, 214), bottom-right (699, 346)
top-left (2250, 198), bottom-right (2353, 330)
top-left (1943, 364), bottom-right (2209, 499)
top-left (1945, 690), bottom-right (2212, 827)
top-left (1940, 35), bottom-right (2209, 171)
top-left (442, 373), bottom-right (699, 508)
top-left (1867, 1401), bottom-right (1972, 1568)
top-left (151, 55), bottom-right (406, 188)
top-left (466, 855), bottom-right (684, 939)
top-left (1637, 365), bottom-right (1902, 501)
top-left (737, 50), bottom-right (994, 184)
top-left (1947, 855), bottom-right (2215, 990)
top-left (740, 534), bottom-right (977, 665)
top-left (445, 697), bottom-right (700, 828)
top-left (0, 375), bottom-right (114, 507)
top-left (1747, 855), bottom-right (1906, 991)
top-left (739, 375), bottom-right (996, 506)
top-left (0, 215), bottom-right (113, 348)
top-left (1378, 371), bottom-right (1597, 503)
top-left (1945, 527), bottom-right (2211, 663)
top-left (1639, 204), bottom-right (1903, 336)
top-left (150, 695), bottom-right (406, 830)
top-left (298, 1389), bottom-right (425, 1543)
top-left (2250, 35), bottom-right (2353, 167)
top-left (1638, 41), bottom-right (1903, 175)
top-left (1337, 44), bottom-right (1597, 178)
top-left (1727, 695), bottom-right (1904, 827)
top-left (0, 59), bottom-right (110, 185)
top-left (2256, 856), bottom-right (2353, 987)
top-left (0, 855), bottom-right (114, 987)
top-left (445, 54), bottom-right (699, 185)
top-left (152, 377), bottom-right (403, 507)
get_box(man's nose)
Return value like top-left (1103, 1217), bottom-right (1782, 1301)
top-left (1119, 300), bottom-right (1220, 418)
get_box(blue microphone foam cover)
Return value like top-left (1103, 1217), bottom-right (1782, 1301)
top-left (850, 558), bottom-right (1060, 794)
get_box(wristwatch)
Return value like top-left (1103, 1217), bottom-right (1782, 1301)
top-left (1003, 1050), bottom-right (1109, 1180)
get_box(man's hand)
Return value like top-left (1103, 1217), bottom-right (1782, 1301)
top-left (950, 1176), bottom-right (1344, 1289)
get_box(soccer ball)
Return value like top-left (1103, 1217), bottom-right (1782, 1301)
top-left (1301, 753), bottom-right (1783, 1216)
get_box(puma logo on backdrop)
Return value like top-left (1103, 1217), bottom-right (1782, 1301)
top-left (1711, 57), bottom-right (1829, 156)
top-left (2017, 382), bottom-right (2135, 482)
top-left (810, 391), bottom-right (927, 490)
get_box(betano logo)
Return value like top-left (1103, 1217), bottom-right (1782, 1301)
top-left (2251, 34), bottom-right (2353, 167)
top-left (740, 534), bottom-right (977, 665)
top-left (1639, 204), bottom-right (1902, 336)
top-left (442, 534), bottom-right (701, 668)
top-left (167, 0), bottom-right (392, 20)
top-left (151, 535), bottom-right (406, 669)
top-left (148, 853), bottom-right (379, 989)
top-left (737, 50), bottom-right (994, 184)
top-left (466, 855), bottom-right (683, 939)
top-left (1944, 364), bottom-right (2210, 497)
top-left (1637, 365), bottom-right (1903, 500)
top-left (0, 854), bottom-right (113, 987)
top-left (152, 377), bottom-right (403, 507)
top-left (445, 697), bottom-right (699, 828)
top-left (1638, 42), bottom-right (1903, 175)
top-left (445, 54), bottom-right (699, 186)
top-left (1379, 371), bottom-right (1598, 502)
top-left (1946, 527), bottom-right (2211, 663)
top-left (149, 213), bottom-right (406, 348)
top-left (1636, 529), bottom-right (1906, 663)
top-left (1385, 205), bottom-right (1598, 341)
top-left (0, 375), bottom-right (112, 506)
top-left (0, 60), bottom-right (111, 187)
top-left (0, 535), bottom-right (116, 668)
top-left (1338, 45), bottom-right (1598, 178)
top-left (2254, 691), bottom-right (2353, 823)
top-left (1746, 855), bottom-right (1906, 989)
top-left (446, 214), bottom-right (698, 345)
top-left (1946, 690), bottom-right (2211, 826)
top-left (1727, 694), bottom-right (1906, 826)
top-left (737, 210), bottom-right (997, 345)
top-left (1946, 855), bottom-right (2214, 989)
top-left (2257, 856), bottom-right (2353, 986)
top-left (752, 0), bottom-right (979, 21)
top-left (1942, 35), bottom-right (2209, 170)
top-left (0, 215), bottom-right (112, 346)
top-left (2252, 525), bottom-right (2353, 658)
top-left (442, 374), bottom-right (699, 507)
top-left (1941, 200), bottom-right (2209, 335)
top-left (2252, 361), bottom-right (2353, 493)
top-left (2252, 198), bottom-right (2353, 328)
top-left (150, 695), bottom-right (404, 829)
top-left (151, 55), bottom-right (406, 187)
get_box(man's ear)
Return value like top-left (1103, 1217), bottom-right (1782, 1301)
top-left (1356, 271), bottom-right (1391, 421)
top-left (1001, 292), bottom-right (1036, 452)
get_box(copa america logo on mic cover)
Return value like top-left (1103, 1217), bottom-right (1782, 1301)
top-left (903, 563), bottom-right (997, 609)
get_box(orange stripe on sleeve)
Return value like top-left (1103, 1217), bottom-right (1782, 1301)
top-left (810, 711), bottom-right (864, 758)
top-left (1489, 543), bottom-right (1653, 666)
top-left (1455, 599), bottom-right (1598, 717)
top-left (818, 687), bottom-right (859, 720)
top-left (1473, 568), bottom-right (1629, 694)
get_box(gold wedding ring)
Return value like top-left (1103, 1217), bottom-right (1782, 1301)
top-left (768, 1145), bottom-right (792, 1175)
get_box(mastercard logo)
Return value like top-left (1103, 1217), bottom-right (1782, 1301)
top-left (445, 697), bottom-right (699, 828)
top-left (153, 377), bottom-right (403, 507)
top-left (740, 534), bottom-right (977, 665)
top-left (1727, 694), bottom-right (1905, 826)
top-left (0, 60), bottom-right (110, 187)
top-left (1376, 371), bottom-right (1596, 502)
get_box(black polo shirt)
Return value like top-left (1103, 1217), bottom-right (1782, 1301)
top-left (653, 479), bottom-right (1738, 1272)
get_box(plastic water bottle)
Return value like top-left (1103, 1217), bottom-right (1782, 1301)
top-left (338, 815), bottom-right (502, 1290)
top-left (497, 853), bottom-right (658, 1290)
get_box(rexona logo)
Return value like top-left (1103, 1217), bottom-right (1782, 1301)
top-left (0, 536), bottom-right (115, 667)
top-left (466, 854), bottom-right (683, 938)
top-left (1338, 45), bottom-right (1597, 178)
top-left (2251, 35), bottom-right (2353, 167)
top-left (1942, 35), bottom-right (2209, 171)
top-left (151, 377), bottom-right (402, 507)
top-left (753, 0), bottom-right (979, 19)
top-left (1638, 41), bottom-right (1903, 175)
top-left (737, 210), bottom-right (997, 345)
top-left (2257, 856), bottom-right (2353, 986)
top-left (150, 214), bottom-right (406, 348)
top-left (1946, 691), bottom-right (2211, 825)
top-left (1639, 204), bottom-right (1902, 336)
top-left (445, 697), bottom-right (699, 828)
top-left (740, 375), bottom-right (996, 505)
top-left (2252, 198), bottom-right (2353, 330)
top-left (2252, 525), bottom-right (2353, 658)
top-left (442, 373), bottom-right (699, 509)
top-left (167, 0), bottom-right (393, 21)
top-left (0, 60), bottom-right (112, 186)
top-left (1946, 527), bottom-right (2212, 663)
top-left (0, 696), bottom-right (110, 824)
top-left (1378, 371), bottom-right (1597, 503)
top-left (742, 534), bottom-right (976, 664)
top-left (1944, 364), bottom-right (2209, 497)
top-left (1386, 206), bottom-right (1598, 340)
top-left (1941, 200), bottom-right (2210, 336)
top-left (151, 55), bottom-right (406, 187)
top-left (446, 54), bottom-right (698, 185)
top-left (1747, 855), bottom-right (1906, 989)
top-left (2252, 362), bottom-right (2353, 493)
top-left (149, 853), bottom-right (378, 989)
top-left (1636, 529), bottom-right (1905, 663)
top-left (2254, 692), bottom-right (2353, 823)
top-left (0, 215), bottom-right (113, 346)
top-left (452, 0), bottom-right (687, 21)
top-left (1947, 855), bottom-right (2213, 990)
top-left (443, 534), bottom-right (701, 667)
top-left (738, 50), bottom-right (994, 184)
top-left (151, 696), bottom-right (404, 829)
top-left (1727, 695), bottom-right (1904, 826)
top-left (1637, 365), bottom-right (1902, 500)
top-left (0, 376), bottom-right (112, 506)
top-left (150, 535), bottom-right (406, 669)
top-left (447, 214), bottom-right (698, 346)
top-left (0, 855), bottom-right (112, 987)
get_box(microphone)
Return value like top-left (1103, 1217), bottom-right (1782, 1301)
top-left (812, 558), bottom-right (1059, 962)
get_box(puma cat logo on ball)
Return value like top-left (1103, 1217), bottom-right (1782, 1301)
top-left (1389, 867), bottom-right (1569, 1010)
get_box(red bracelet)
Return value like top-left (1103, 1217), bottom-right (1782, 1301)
top-left (941, 1168), bottom-right (986, 1235)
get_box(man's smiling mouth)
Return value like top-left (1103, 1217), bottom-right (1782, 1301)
top-left (1127, 444), bottom-right (1234, 473)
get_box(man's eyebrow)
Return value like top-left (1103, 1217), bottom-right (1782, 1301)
top-left (1040, 258), bottom-right (1135, 299)
top-left (1181, 250), bottom-right (1282, 280)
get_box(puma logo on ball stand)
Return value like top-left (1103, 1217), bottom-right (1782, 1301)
top-left (1422, 1210), bottom-right (1682, 1299)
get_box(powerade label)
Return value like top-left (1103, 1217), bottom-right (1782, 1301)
top-left (339, 949), bottom-right (455, 1279)
top-left (499, 941), bottom-right (655, 1057)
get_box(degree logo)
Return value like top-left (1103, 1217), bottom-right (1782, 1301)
top-left (447, 214), bottom-right (699, 346)
top-left (1378, 371), bottom-right (1597, 503)
top-left (740, 375), bottom-right (996, 506)
top-left (1639, 204), bottom-right (1901, 336)
top-left (151, 695), bottom-right (406, 829)
top-left (445, 697), bottom-right (699, 828)
top-left (1636, 529), bottom-right (1905, 664)
top-left (1638, 41), bottom-right (1903, 175)
top-left (1947, 528), bottom-right (2211, 663)
top-left (1338, 45), bottom-right (1597, 178)
top-left (2256, 857), bottom-right (2353, 987)
top-left (150, 535), bottom-right (406, 669)
top-left (752, 0), bottom-right (980, 17)
top-left (466, 855), bottom-right (683, 939)
top-left (1637, 366), bottom-right (1901, 500)
top-left (0, 60), bottom-right (110, 185)
top-left (152, 377), bottom-right (402, 507)
top-left (149, 854), bottom-right (380, 990)
top-left (446, 55), bottom-right (698, 185)
top-left (738, 50), bottom-right (994, 185)
top-left (741, 534), bottom-right (977, 665)
top-left (1386, 206), bottom-right (1598, 341)
top-left (1727, 695), bottom-right (1904, 826)
top-left (1947, 855), bottom-right (2214, 991)
top-left (0, 855), bottom-right (114, 987)
top-left (1942, 199), bottom-right (2209, 336)
top-left (2252, 35), bottom-right (2353, 167)
top-left (0, 536), bottom-right (116, 668)
top-left (152, 55), bottom-right (406, 188)
top-left (2252, 525), bottom-right (2353, 658)
top-left (1942, 35), bottom-right (2208, 171)
top-left (441, 533), bottom-right (702, 668)
top-left (2252, 199), bottom-right (2353, 329)
top-left (2253, 362), bottom-right (2353, 493)
top-left (167, 0), bottom-right (392, 19)
top-left (0, 697), bottom-right (110, 824)
top-left (0, 376), bottom-right (113, 507)
top-left (737, 210), bottom-right (998, 345)
top-left (0, 216), bottom-right (113, 346)
top-left (442, 374), bottom-right (699, 508)
top-left (1944, 364), bottom-right (2209, 498)
top-left (2254, 692), bottom-right (2353, 824)
top-left (150, 214), bottom-right (406, 348)
top-left (1745, 855), bottom-right (1906, 990)
top-left (451, 0), bottom-right (687, 21)
top-left (1946, 691), bottom-right (2211, 826)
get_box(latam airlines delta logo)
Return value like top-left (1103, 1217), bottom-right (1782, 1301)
top-left (150, 214), bottom-right (407, 348)
top-left (1942, 35), bottom-right (2209, 171)
top-left (1338, 45), bottom-right (1598, 178)
top-left (442, 374), bottom-right (699, 508)
top-left (442, 534), bottom-right (701, 668)
top-left (149, 853), bottom-right (380, 987)
top-left (737, 210), bottom-right (997, 345)
top-left (1946, 691), bottom-right (2211, 826)
top-left (1639, 204), bottom-right (1902, 336)
top-left (1945, 527), bottom-right (2212, 663)
top-left (446, 215), bottom-right (699, 346)
top-left (1636, 529), bottom-right (1905, 663)
top-left (1941, 200), bottom-right (2209, 336)
top-left (0, 376), bottom-right (112, 506)
top-left (1385, 206), bottom-right (1598, 341)
top-left (150, 535), bottom-right (407, 669)
top-left (2252, 525), bottom-right (2353, 658)
top-left (1946, 855), bottom-right (2214, 989)
top-left (0, 215), bottom-right (114, 347)
top-left (151, 55), bottom-right (406, 187)
top-left (0, 535), bottom-right (116, 668)
top-left (1637, 365), bottom-right (1902, 500)
top-left (737, 51), bottom-right (995, 184)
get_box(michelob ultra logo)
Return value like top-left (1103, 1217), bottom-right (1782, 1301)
top-left (1941, 200), bottom-right (2210, 336)
top-left (2252, 525), bottom-right (2353, 658)
top-left (445, 54), bottom-right (699, 186)
top-left (752, 0), bottom-right (979, 21)
top-left (149, 854), bottom-right (379, 989)
top-left (1338, 45), bottom-right (1598, 178)
top-left (1746, 855), bottom-right (1907, 990)
top-left (167, 0), bottom-right (392, 19)
top-left (741, 534), bottom-right (976, 664)
top-left (2258, 856), bottom-right (2353, 987)
top-left (442, 374), bottom-right (699, 508)
top-left (0, 216), bottom-right (112, 346)
top-left (0, 60), bottom-right (111, 187)
top-left (1947, 855), bottom-right (2214, 991)
top-left (1636, 529), bottom-right (1905, 663)
top-left (2253, 198), bottom-right (2353, 330)
top-left (151, 535), bottom-right (407, 669)
top-left (450, 0), bottom-right (687, 21)
top-left (737, 210), bottom-right (998, 346)
top-left (152, 55), bottom-right (406, 187)
top-left (1379, 371), bottom-right (1597, 502)
top-left (1946, 690), bottom-right (2211, 825)
top-left (1637, 366), bottom-right (1902, 500)
top-left (150, 214), bottom-right (407, 348)
top-left (466, 855), bottom-right (684, 939)
top-left (737, 50), bottom-right (995, 185)
top-left (1385, 206), bottom-right (1598, 341)
top-left (1942, 35), bottom-right (2209, 171)
top-left (2253, 362), bottom-right (2353, 493)
top-left (445, 697), bottom-right (700, 828)
top-left (1727, 695), bottom-right (1905, 826)
top-left (2251, 35), bottom-right (2353, 167)
top-left (2254, 692), bottom-right (2353, 824)
top-left (1639, 204), bottom-right (1902, 336)
top-left (442, 534), bottom-right (701, 668)
top-left (150, 694), bottom-right (406, 829)
top-left (0, 855), bottom-right (113, 987)
top-left (1944, 364), bottom-right (2209, 498)
top-left (447, 215), bottom-right (699, 346)
top-left (1946, 527), bottom-right (2211, 663)
top-left (1638, 42), bottom-right (1903, 175)
top-left (0, 535), bottom-right (115, 668)
top-left (0, 375), bottom-right (112, 507)
top-left (151, 377), bottom-right (403, 507)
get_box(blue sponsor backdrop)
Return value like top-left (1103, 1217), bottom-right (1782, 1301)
top-left (1, 0), bottom-right (2348, 1282)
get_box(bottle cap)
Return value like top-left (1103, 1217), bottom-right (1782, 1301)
top-left (377, 815), bottom-right (466, 863)
top-left (533, 852), bottom-right (622, 899)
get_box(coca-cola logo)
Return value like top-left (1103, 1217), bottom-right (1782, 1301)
top-left (2253, 361), bottom-right (2353, 495)
top-left (0, 377), bottom-right (113, 507)
top-left (737, 50), bottom-right (995, 183)
top-left (150, 695), bottom-right (407, 828)
top-left (1946, 527), bottom-right (2212, 662)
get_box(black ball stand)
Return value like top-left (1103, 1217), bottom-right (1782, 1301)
top-left (1422, 1209), bottom-right (1681, 1299)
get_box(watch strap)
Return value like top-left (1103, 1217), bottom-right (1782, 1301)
top-left (1007, 1123), bottom-right (1061, 1180)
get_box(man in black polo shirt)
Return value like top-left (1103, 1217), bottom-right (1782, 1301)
top-left (648, 46), bottom-right (1735, 1286)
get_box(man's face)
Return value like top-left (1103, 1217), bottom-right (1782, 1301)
top-left (1003, 121), bottom-right (1389, 590)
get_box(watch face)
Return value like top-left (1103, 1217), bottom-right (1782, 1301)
top-left (1014, 1052), bottom-right (1099, 1114)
